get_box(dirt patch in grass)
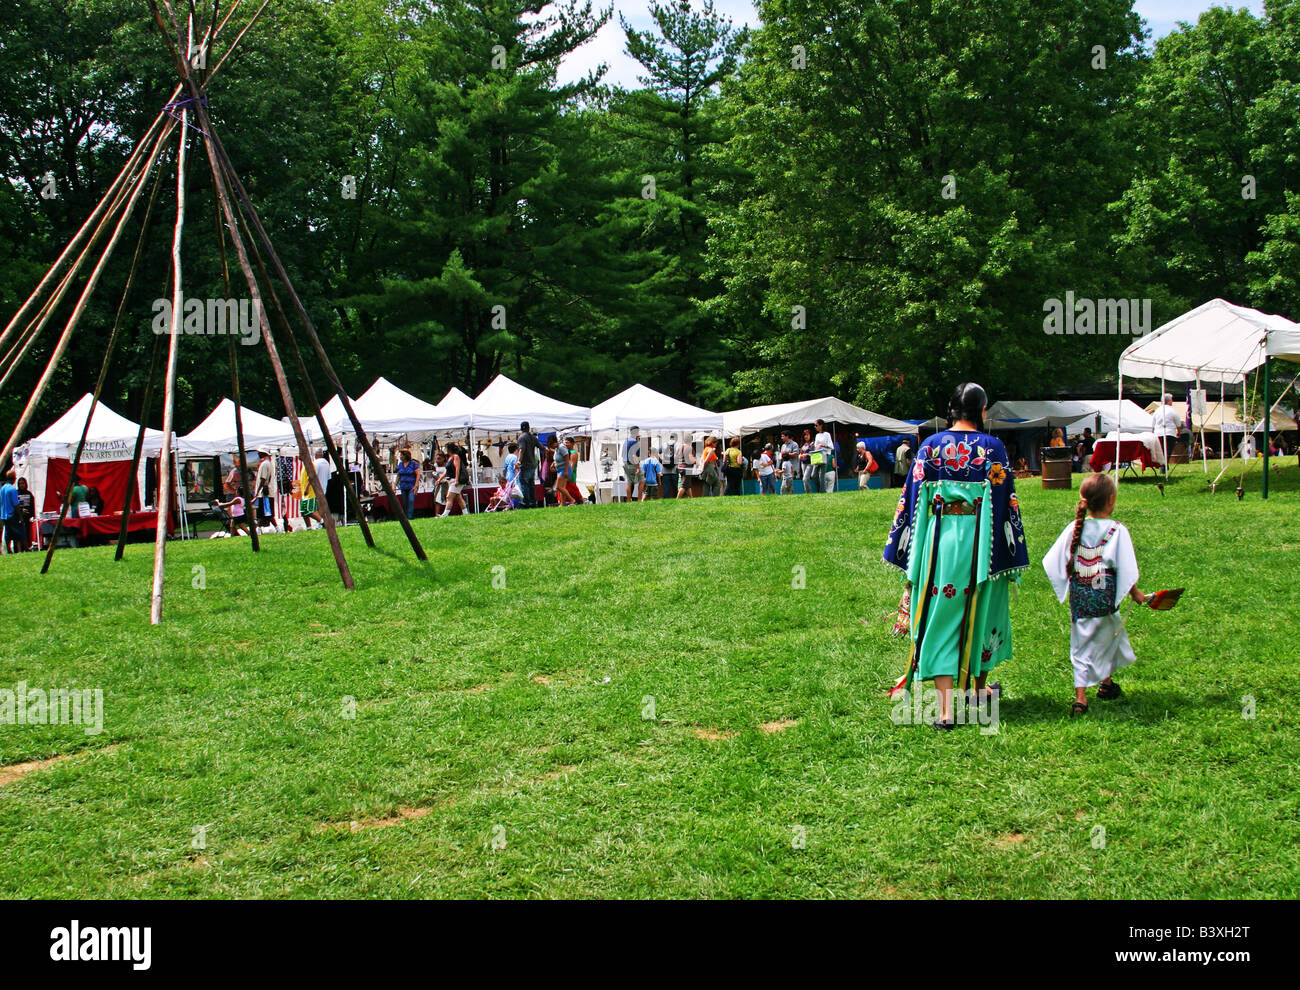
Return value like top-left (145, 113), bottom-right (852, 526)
top-left (0, 744), bottom-right (122, 787)
top-left (319, 804), bottom-right (440, 833)
top-left (532, 675), bottom-right (551, 685)
top-left (461, 673), bottom-right (517, 694)
top-left (693, 726), bottom-right (737, 741)
top-left (993, 832), bottom-right (1028, 849)
top-left (759, 718), bottom-right (798, 733)
top-left (537, 765), bottom-right (576, 782)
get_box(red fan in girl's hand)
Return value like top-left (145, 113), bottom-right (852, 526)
top-left (1146, 588), bottom-right (1184, 610)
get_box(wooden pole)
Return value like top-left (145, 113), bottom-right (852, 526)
top-left (146, 0), bottom-right (354, 588)
top-left (0, 98), bottom-right (180, 357)
top-left (213, 180), bottom-right (260, 551)
top-left (116, 332), bottom-right (165, 560)
top-left (151, 97), bottom-right (190, 625)
top-left (187, 95), bottom-right (355, 589)
top-left (0, 119), bottom-right (175, 471)
top-left (236, 220), bottom-right (376, 548)
top-left (42, 158), bottom-right (168, 573)
top-left (207, 129), bottom-right (427, 561)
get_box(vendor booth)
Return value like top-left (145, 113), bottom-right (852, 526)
top-left (1118, 298), bottom-right (1300, 496)
top-left (463, 375), bottom-right (590, 508)
top-left (587, 384), bottom-right (722, 501)
top-left (722, 397), bottom-right (918, 492)
top-left (12, 394), bottom-right (177, 547)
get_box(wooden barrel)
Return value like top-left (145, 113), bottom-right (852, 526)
top-left (1040, 447), bottom-right (1073, 490)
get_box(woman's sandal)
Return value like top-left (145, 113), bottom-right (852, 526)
top-left (1071, 701), bottom-right (1089, 717)
top-left (931, 719), bottom-right (956, 731)
top-left (1097, 682), bottom-right (1123, 700)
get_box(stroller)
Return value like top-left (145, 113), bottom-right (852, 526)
top-left (484, 479), bottom-right (522, 512)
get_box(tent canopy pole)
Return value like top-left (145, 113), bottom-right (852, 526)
top-left (1263, 356), bottom-right (1271, 499)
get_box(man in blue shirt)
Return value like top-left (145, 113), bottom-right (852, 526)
top-left (0, 470), bottom-right (20, 554)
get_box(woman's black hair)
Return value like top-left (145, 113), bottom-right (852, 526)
top-left (947, 382), bottom-right (988, 430)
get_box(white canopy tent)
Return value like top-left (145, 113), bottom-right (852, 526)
top-left (468, 374), bottom-right (590, 432)
top-left (436, 386), bottom-right (475, 417)
top-left (344, 376), bottom-right (462, 438)
top-left (296, 392), bottom-right (352, 443)
top-left (986, 399), bottom-right (1152, 435)
top-left (13, 394), bottom-right (170, 525)
top-left (722, 396), bottom-right (918, 437)
top-left (177, 398), bottom-right (299, 455)
top-left (1118, 298), bottom-right (1300, 493)
top-left (454, 375), bottom-right (590, 509)
top-left (587, 384), bottom-right (723, 501)
top-left (590, 383), bottom-right (723, 433)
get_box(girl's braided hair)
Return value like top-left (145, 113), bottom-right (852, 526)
top-left (1069, 472), bottom-right (1117, 577)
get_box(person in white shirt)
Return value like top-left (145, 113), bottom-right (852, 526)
top-left (313, 450), bottom-right (334, 521)
top-left (1240, 434), bottom-right (1257, 459)
top-left (894, 438), bottom-right (913, 483)
top-left (812, 419), bottom-right (835, 494)
top-left (1152, 394), bottom-right (1183, 464)
top-left (757, 443), bottom-right (777, 494)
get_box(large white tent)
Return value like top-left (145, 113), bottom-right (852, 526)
top-left (590, 384), bottom-right (722, 432)
top-left (346, 376), bottom-right (460, 437)
top-left (177, 398), bottom-right (299, 455)
top-left (1117, 298), bottom-right (1300, 493)
top-left (436, 386), bottom-right (475, 418)
top-left (296, 391), bottom-right (352, 443)
top-left (722, 397), bottom-right (918, 436)
top-left (986, 399), bottom-right (1152, 435)
top-left (585, 384), bottom-right (722, 501)
top-left (468, 374), bottom-right (590, 432)
top-left (1119, 298), bottom-right (1300, 383)
top-left (14, 394), bottom-right (167, 517)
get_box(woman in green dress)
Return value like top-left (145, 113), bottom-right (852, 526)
top-left (882, 383), bottom-right (1030, 729)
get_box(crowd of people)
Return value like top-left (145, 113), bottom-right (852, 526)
top-left (606, 420), bottom-right (904, 503)
top-left (359, 419), bottom-right (914, 519)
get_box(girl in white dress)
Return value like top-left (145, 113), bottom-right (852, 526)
top-left (1043, 472), bottom-right (1150, 716)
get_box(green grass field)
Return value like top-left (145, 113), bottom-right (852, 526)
top-left (2, 461), bottom-right (1298, 898)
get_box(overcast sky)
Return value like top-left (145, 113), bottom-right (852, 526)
top-left (557, 1), bottom-right (1270, 90)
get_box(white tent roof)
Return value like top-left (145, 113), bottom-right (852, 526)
top-left (722, 397), bottom-right (919, 436)
top-left (987, 399), bottom-right (1152, 435)
top-left (1119, 298), bottom-right (1300, 383)
top-left (345, 376), bottom-right (459, 436)
top-left (177, 398), bottom-right (299, 455)
top-left (295, 392), bottom-right (353, 442)
top-left (24, 393), bottom-right (165, 459)
top-left (590, 383), bottom-right (722, 432)
top-left (436, 387), bottom-right (474, 416)
top-left (469, 374), bottom-right (589, 432)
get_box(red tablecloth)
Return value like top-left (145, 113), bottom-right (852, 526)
top-left (56, 511), bottom-right (175, 541)
top-left (1090, 440), bottom-right (1153, 473)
